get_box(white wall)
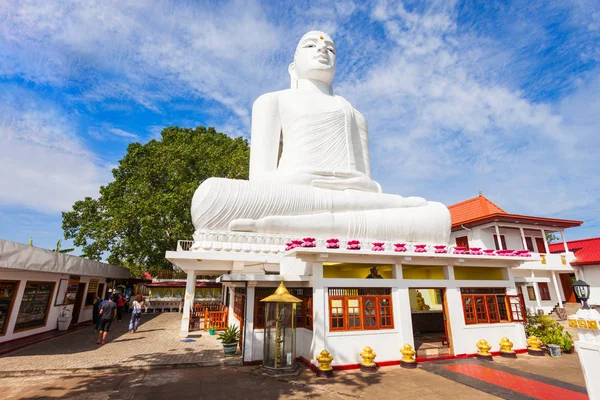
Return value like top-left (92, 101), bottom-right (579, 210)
top-left (511, 269), bottom-right (561, 314)
top-left (582, 265), bottom-right (600, 306)
top-left (0, 270), bottom-right (107, 343)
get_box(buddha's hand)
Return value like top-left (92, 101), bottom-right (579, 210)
top-left (310, 170), bottom-right (381, 193)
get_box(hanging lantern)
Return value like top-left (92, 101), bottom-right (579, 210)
top-left (260, 279), bottom-right (303, 374)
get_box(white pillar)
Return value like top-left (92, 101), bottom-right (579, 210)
top-left (494, 225), bottom-right (503, 250)
top-left (561, 230), bottom-right (569, 253)
top-left (540, 229), bottom-right (550, 254)
top-left (180, 270), bottom-right (196, 337)
top-left (243, 284), bottom-right (255, 363)
top-left (519, 227), bottom-right (527, 250)
top-left (552, 271), bottom-right (564, 303)
top-left (531, 270), bottom-right (542, 310)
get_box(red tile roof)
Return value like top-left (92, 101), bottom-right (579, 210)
top-left (549, 237), bottom-right (600, 266)
top-left (448, 195), bottom-right (507, 226)
top-left (448, 195), bottom-right (583, 230)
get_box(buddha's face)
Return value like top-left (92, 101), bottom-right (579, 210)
top-left (293, 32), bottom-right (336, 84)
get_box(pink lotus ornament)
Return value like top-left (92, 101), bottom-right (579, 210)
top-left (414, 244), bottom-right (427, 253)
top-left (483, 249), bottom-right (496, 256)
top-left (434, 245), bottom-right (447, 254)
top-left (302, 237), bottom-right (316, 247)
top-left (285, 240), bottom-right (303, 251)
top-left (326, 238), bottom-right (340, 249)
top-left (453, 246), bottom-right (466, 255)
top-left (469, 247), bottom-right (483, 255)
top-left (394, 243), bottom-right (407, 252)
top-left (347, 240), bottom-right (361, 250)
top-left (514, 250), bottom-right (531, 257)
top-left (372, 242), bottom-right (385, 251)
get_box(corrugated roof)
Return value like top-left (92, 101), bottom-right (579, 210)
top-left (448, 195), bottom-right (506, 227)
top-left (549, 237), bottom-right (600, 266)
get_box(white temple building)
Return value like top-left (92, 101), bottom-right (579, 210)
top-left (165, 31), bottom-right (583, 369)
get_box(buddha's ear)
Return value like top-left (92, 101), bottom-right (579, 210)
top-left (288, 62), bottom-right (298, 89)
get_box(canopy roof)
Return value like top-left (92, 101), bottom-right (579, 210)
top-left (260, 279), bottom-right (302, 303)
top-left (0, 238), bottom-right (130, 279)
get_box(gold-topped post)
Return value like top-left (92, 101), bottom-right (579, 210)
top-left (499, 337), bottom-right (516, 358)
top-left (400, 344), bottom-right (417, 369)
top-left (527, 336), bottom-right (544, 356)
top-left (360, 346), bottom-right (378, 373)
top-left (316, 350), bottom-right (334, 378)
top-left (476, 339), bottom-right (493, 361)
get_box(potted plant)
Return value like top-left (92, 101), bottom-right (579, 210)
top-left (217, 325), bottom-right (240, 357)
top-left (57, 306), bottom-right (71, 331)
top-left (208, 325), bottom-right (216, 335)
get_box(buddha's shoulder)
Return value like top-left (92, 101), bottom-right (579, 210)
top-left (252, 90), bottom-right (290, 109)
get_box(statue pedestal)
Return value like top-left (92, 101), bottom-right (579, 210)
top-left (575, 340), bottom-right (600, 399)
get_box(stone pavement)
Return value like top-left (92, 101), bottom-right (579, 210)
top-left (0, 313), bottom-right (240, 376)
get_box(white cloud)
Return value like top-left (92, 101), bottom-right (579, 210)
top-left (0, 90), bottom-right (111, 213)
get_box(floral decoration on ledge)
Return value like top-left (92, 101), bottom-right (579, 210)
top-left (285, 239), bottom-right (303, 251)
top-left (372, 242), bottom-right (385, 251)
top-left (513, 249), bottom-right (531, 257)
top-left (326, 238), bottom-right (340, 249)
top-left (434, 245), bottom-right (447, 254)
top-left (453, 246), bottom-right (466, 255)
top-left (414, 244), bottom-right (427, 253)
top-left (394, 243), bottom-right (407, 252)
top-left (469, 247), bottom-right (483, 255)
top-left (347, 240), bottom-right (361, 250)
top-left (483, 249), bottom-right (496, 256)
top-left (302, 237), bottom-right (316, 247)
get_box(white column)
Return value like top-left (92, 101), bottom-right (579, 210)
top-left (552, 271), bottom-right (564, 303)
top-left (494, 224), bottom-right (503, 250)
top-left (531, 270), bottom-right (542, 310)
top-left (519, 227), bottom-right (527, 250)
top-left (243, 284), bottom-right (256, 363)
top-left (180, 270), bottom-right (197, 337)
top-left (540, 229), bottom-right (550, 253)
top-left (561, 230), bottom-right (569, 253)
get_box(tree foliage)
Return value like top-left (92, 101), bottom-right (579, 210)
top-left (62, 126), bottom-right (249, 276)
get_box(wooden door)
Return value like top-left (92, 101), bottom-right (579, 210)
top-left (560, 273), bottom-right (576, 303)
top-left (71, 283), bottom-right (87, 325)
top-left (441, 289), bottom-right (453, 354)
top-left (535, 237), bottom-right (547, 254)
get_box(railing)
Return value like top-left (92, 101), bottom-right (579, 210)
top-left (204, 307), bottom-right (229, 331)
top-left (177, 240), bottom-right (194, 251)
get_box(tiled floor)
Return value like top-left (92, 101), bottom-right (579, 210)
top-left (0, 313), bottom-right (241, 374)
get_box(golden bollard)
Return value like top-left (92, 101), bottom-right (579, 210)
top-left (476, 339), bottom-right (493, 361)
top-left (400, 344), bottom-right (417, 369)
top-left (527, 336), bottom-right (544, 356)
top-left (360, 346), bottom-right (378, 373)
top-left (499, 337), bottom-right (516, 358)
top-left (316, 350), bottom-right (334, 378)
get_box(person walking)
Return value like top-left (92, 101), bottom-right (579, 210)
top-left (92, 296), bottom-right (101, 332)
top-left (128, 294), bottom-right (145, 333)
top-left (97, 295), bottom-right (117, 345)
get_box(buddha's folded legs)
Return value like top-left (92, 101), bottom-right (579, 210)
top-left (192, 178), bottom-right (449, 243)
top-left (238, 201), bottom-right (451, 243)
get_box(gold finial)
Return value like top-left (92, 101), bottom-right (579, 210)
top-left (259, 278), bottom-right (302, 303)
top-left (320, 35), bottom-right (324, 39)
top-left (479, 189), bottom-right (483, 196)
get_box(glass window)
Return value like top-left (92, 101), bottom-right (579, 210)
top-left (15, 281), bottom-right (55, 331)
top-left (327, 288), bottom-right (393, 332)
top-left (0, 281), bottom-right (19, 335)
top-left (461, 289), bottom-right (525, 324)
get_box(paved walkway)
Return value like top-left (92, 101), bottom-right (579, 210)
top-left (0, 313), bottom-right (240, 375)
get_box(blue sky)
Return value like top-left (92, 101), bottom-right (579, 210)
top-left (1, 0), bottom-right (599, 252)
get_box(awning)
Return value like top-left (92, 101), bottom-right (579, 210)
top-left (0, 238), bottom-right (130, 279)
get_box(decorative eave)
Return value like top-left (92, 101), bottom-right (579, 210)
top-left (452, 213), bottom-right (583, 231)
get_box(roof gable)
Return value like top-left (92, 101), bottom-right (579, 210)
top-left (549, 237), bottom-right (600, 265)
top-left (448, 195), bottom-right (506, 227)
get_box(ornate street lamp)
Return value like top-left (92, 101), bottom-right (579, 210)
top-left (573, 280), bottom-right (591, 310)
top-left (260, 279), bottom-right (302, 375)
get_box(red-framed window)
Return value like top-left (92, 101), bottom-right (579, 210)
top-left (493, 234), bottom-right (507, 250)
top-left (538, 283), bottom-right (551, 301)
top-left (328, 288), bottom-right (394, 332)
top-left (455, 236), bottom-right (470, 250)
top-left (461, 288), bottom-right (525, 324)
top-left (254, 287), bottom-right (313, 330)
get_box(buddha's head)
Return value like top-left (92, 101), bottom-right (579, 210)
top-left (289, 31), bottom-right (336, 90)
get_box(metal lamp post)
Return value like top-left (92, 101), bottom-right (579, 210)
top-left (260, 279), bottom-right (302, 375)
top-left (573, 280), bottom-right (591, 310)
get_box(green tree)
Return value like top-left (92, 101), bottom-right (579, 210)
top-left (546, 233), bottom-right (560, 244)
top-left (62, 126), bottom-right (249, 276)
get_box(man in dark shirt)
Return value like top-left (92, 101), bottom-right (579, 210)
top-left (97, 295), bottom-right (117, 345)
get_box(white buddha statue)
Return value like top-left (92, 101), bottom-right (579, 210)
top-left (191, 31), bottom-right (451, 244)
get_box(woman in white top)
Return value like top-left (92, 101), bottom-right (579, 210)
top-left (128, 294), bottom-right (145, 333)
